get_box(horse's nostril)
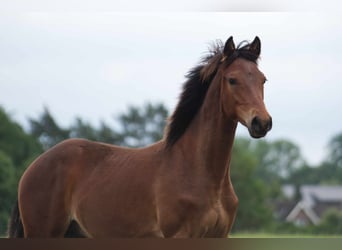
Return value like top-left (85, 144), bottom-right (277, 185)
top-left (251, 117), bottom-right (262, 133)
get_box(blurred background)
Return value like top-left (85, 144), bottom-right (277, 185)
top-left (1, 3), bottom-right (342, 237)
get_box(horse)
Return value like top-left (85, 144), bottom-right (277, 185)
top-left (8, 36), bottom-right (272, 238)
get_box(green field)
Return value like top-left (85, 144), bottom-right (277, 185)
top-left (230, 232), bottom-right (342, 238)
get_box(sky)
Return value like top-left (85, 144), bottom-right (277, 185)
top-left (1, 3), bottom-right (342, 165)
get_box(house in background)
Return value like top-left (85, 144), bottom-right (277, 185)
top-left (274, 185), bottom-right (342, 226)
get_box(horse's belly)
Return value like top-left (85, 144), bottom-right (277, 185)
top-left (72, 185), bottom-right (161, 237)
top-left (74, 204), bottom-right (162, 237)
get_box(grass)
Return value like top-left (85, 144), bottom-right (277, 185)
top-left (230, 232), bottom-right (342, 238)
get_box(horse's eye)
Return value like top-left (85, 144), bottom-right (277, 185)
top-left (228, 78), bottom-right (237, 85)
top-left (263, 78), bottom-right (268, 84)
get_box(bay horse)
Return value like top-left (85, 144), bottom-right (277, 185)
top-left (8, 36), bottom-right (272, 238)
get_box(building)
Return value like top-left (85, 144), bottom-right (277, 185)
top-left (274, 185), bottom-right (342, 226)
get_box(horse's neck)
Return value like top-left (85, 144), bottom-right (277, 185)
top-left (175, 80), bottom-right (237, 189)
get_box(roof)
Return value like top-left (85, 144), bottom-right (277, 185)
top-left (280, 185), bottom-right (342, 225)
top-left (286, 201), bottom-right (320, 225)
top-left (282, 185), bottom-right (342, 204)
top-left (301, 185), bottom-right (342, 206)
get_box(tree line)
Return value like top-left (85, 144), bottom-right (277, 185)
top-left (1, 103), bottom-right (342, 235)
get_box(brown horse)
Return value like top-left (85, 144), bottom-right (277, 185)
top-left (8, 36), bottom-right (272, 238)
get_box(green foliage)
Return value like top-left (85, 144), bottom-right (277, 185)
top-left (0, 151), bottom-right (16, 234)
top-left (249, 139), bottom-right (305, 181)
top-left (230, 138), bottom-right (319, 233)
top-left (270, 209), bottom-right (342, 236)
top-left (117, 103), bottom-right (168, 147)
top-left (230, 138), bottom-right (274, 231)
top-left (287, 132), bottom-right (342, 185)
top-left (29, 103), bottom-right (168, 149)
top-left (70, 118), bottom-right (120, 144)
top-left (263, 139), bottom-right (305, 179)
top-left (313, 209), bottom-right (342, 234)
top-left (0, 107), bottom-right (42, 235)
top-left (0, 107), bottom-right (42, 168)
top-left (328, 133), bottom-right (342, 168)
top-left (29, 107), bottom-right (70, 150)
top-left (289, 161), bottom-right (342, 185)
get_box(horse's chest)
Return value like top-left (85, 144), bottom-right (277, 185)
top-left (199, 204), bottom-right (230, 237)
top-left (161, 198), bottom-right (230, 237)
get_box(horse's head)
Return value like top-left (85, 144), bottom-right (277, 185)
top-left (219, 36), bottom-right (272, 138)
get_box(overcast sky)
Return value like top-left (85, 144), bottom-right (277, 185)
top-left (1, 6), bottom-right (341, 165)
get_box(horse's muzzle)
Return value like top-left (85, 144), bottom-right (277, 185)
top-left (249, 116), bottom-right (272, 138)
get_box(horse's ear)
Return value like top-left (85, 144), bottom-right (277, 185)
top-left (250, 36), bottom-right (261, 57)
top-left (223, 36), bottom-right (235, 57)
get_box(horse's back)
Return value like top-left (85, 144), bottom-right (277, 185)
top-left (19, 138), bottom-right (111, 194)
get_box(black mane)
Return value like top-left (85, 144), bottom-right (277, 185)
top-left (165, 40), bottom-right (259, 148)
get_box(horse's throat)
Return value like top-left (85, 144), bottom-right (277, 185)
top-left (200, 117), bottom-right (237, 184)
top-left (178, 107), bottom-right (237, 186)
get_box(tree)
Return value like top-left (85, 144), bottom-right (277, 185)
top-left (70, 118), bottom-right (120, 144)
top-left (0, 106), bottom-right (42, 235)
top-left (289, 161), bottom-right (342, 185)
top-left (313, 209), bottom-right (342, 235)
top-left (116, 103), bottom-right (168, 147)
top-left (328, 132), bottom-right (342, 168)
top-left (229, 137), bottom-right (307, 232)
top-left (230, 138), bottom-right (274, 231)
top-left (29, 107), bottom-right (70, 150)
top-left (69, 118), bottom-right (98, 141)
top-left (30, 103), bottom-right (168, 149)
top-left (69, 102), bottom-right (168, 147)
top-left (285, 132), bottom-right (342, 186)
top-left (0, 151), bottom-right (16, 234)
top-left (259, 139), bottom-right (305, 179)
top-left (0, 107), bottom-right (42, 169)
top-left (287, 131), bottom-right (342, 185)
